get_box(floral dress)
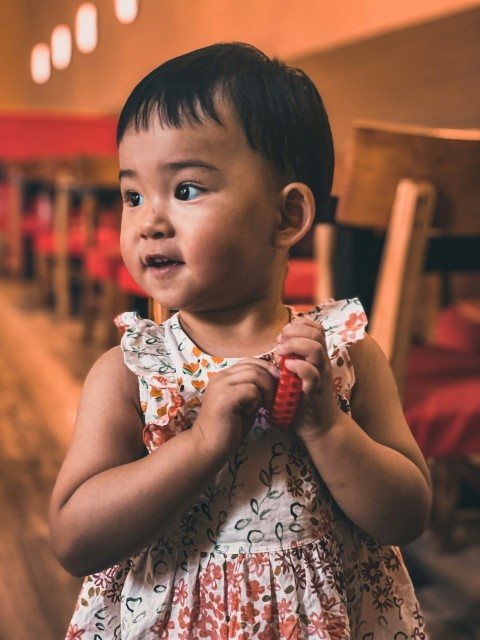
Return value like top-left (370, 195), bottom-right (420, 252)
top-left (66, 298), bottom-right (428, 640)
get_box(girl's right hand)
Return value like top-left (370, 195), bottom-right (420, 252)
top-left (192, 358), bottom-right (280, 459)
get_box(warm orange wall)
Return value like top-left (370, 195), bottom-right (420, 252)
top-left (0, 3), bottom-right (30, 109)
top-left (0, 0), bottom-right (477, 113)
top-left (294, 6), bottom-right (480, 187)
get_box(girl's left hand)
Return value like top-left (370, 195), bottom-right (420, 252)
top-left (275, 316), bottom-right (339, 441)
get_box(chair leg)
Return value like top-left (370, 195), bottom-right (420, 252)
top-left (81, 274), bottom-right (97, 342)
top-left (96, 280), bottom-right (121, 347)
top-left (35, 253), bottom-right (51, 307)
top-left (53, 254), bottom-right (71, 318)
top-left (429, 458), bottom-right (461, 551)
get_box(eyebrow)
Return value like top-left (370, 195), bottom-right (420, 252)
top-left (119, 160), bottom-right (219, 181)
top-left (119, 169), bottom-right (136, 181)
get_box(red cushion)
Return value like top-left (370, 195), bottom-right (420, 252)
top-left (435, 301), bottom-right (480, 355)
top-left (117, 264), bottom-right (148, 297)
top-left (0, 183), bottom-right (11, 230)
top-left (84, 228), bottom-right (121, 281)
top-left (404, 345), bottom-right (480, 458)
top-left (34, 228), bottom-right (86, 256)
top-left (85, 246), bottom-right (122, 281)
top-left (34, 230), bottom-right (54, 253)
top-left (21, 214), bottom-right (38, 236)
top-left (284, 259), bottom-right (315, 303)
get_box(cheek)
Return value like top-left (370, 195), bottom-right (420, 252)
top-left (119, 227), bottom-right (136, 270)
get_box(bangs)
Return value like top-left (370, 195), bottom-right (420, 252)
top-left (117, 60), bottom-right (232, 142)
top-left (129, 86), bottom-right (225, 134)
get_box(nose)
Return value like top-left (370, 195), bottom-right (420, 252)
top-left (140, 203), bottom-right (174, 239)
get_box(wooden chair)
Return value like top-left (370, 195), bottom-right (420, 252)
top-left (330, 120), bottom-right (480, 550)
top-left (78, 158), bottom-right (123, 342)
top-left (1, 158), bottom-right (67, 280)
top-left (34, 155), bottom-right (120, 318)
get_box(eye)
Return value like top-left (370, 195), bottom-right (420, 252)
top-left (124, 191), bottom-right (144, 207)
top-left (175, 184), bottom-right (203, 201)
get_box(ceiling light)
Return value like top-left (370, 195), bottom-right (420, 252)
top-left (31, 43), bottom-right (51, 84)
top-left (76, 2), bottom-right (98, 54)
top-left (51, 24), bottom-right (72, 70)
top-left (114, 0), bottom-right (140, 24)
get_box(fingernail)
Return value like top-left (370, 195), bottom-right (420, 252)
top-left (284, 358), bottom-right (297, 369)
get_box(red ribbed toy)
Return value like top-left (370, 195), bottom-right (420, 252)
top-left (270, 355), bottom-right (303, 428)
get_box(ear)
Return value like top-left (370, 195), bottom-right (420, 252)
top-left (274, 182), bottom-right (315, 249)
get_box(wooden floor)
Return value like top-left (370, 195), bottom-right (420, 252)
top-left (0, 276), bottom-right (479, 639)
top-left (0, 279), bottom-right (97, 640)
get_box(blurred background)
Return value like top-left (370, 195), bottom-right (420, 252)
top-left (0, 1), bottom-right (479, 638)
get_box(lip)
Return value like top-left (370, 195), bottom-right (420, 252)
top-left (143, 253), bottom-right (185, 277)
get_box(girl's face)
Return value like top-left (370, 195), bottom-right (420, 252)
top-left (118, 102), bottom-right (285, 314)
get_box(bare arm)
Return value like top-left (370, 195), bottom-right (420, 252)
top-left (49, 347), bottom-right (278, 576)
top-left (277, 320), bottom-right (431, 545)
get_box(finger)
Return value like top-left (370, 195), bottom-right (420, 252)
top-left (227, 381), bottom-right (265, 416)
top-left (277, 319), bottom-right (325, 345)
top-left (230, 358), bottom-right (281, 380)
top-left (227, 362), bottom-right (280, 407)
top-left (275, 337), bottom-right (327, 367)
top-left (283, 357), bottom-right (331, 396)
top-left (283, 316), bottom-right (324, 333)
top-left (229, 375), bottom-right (277, 414)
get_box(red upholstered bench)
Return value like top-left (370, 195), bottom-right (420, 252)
top-left (403, 302), bottom-right (480, 549)
top-left (435, 299), bottom-right (480, 355)
top-left (404, 345), bottom-right (480, 459)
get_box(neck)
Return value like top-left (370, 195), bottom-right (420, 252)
top-left (178, 298), bottom-right (291, 358)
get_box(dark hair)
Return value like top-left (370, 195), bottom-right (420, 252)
top-left (117, 42), bottom-right (334, 215)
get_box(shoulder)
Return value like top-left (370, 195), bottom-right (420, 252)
top-left (81, 345), bottom-right (141, 415)
top-left (348, 333), bottom-right (395, 390)
top-left (86, 344), bottom-right (137, 386)
top-left (347, 333), bottom-right (431, 485)
top-left (348, 332), bottom-right (387, 370)
top-left (347, 333), bottom-right (402, 418)
top-left (69, 344), bottom-right (146, 466)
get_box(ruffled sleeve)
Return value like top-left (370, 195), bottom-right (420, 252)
top-left (115, 312), bottom-right (190, 451)
top-left (115, 311), bottom-right (176, 386)
top-left (307, 298), bottom-right (368, 407)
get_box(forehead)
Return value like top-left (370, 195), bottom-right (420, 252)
top-left (118, 101), bottom-right (279, 188)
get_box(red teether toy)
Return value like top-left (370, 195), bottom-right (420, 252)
top-left (271, 355), bottom-right (303, 428)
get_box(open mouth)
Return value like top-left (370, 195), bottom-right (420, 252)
top-left (145, 254), bottom-right (185, 273)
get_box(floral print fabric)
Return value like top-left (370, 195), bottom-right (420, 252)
top-left (67, 298), bottom-right (428, 639)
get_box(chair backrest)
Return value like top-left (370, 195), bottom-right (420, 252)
top-left (368, 179), bottom-right (436, 397)
top-left (336, 120), bottom-right (480, 234)
top-left (49, 156), bottom-right (120, 317)
top-left (51, 155), bottom-right (121, 254)
top-left (335, 120), bottom-right (480, 397)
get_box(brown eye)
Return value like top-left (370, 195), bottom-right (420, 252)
top-left (123, 191), bottom-right (143, 207)
top-left (175, 184), bottom-right (203, 201)
top-left (129, 191), bottom-right (143, 207)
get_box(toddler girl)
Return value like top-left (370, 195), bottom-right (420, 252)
top-left (50, 42), bottom-right (431, 639)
